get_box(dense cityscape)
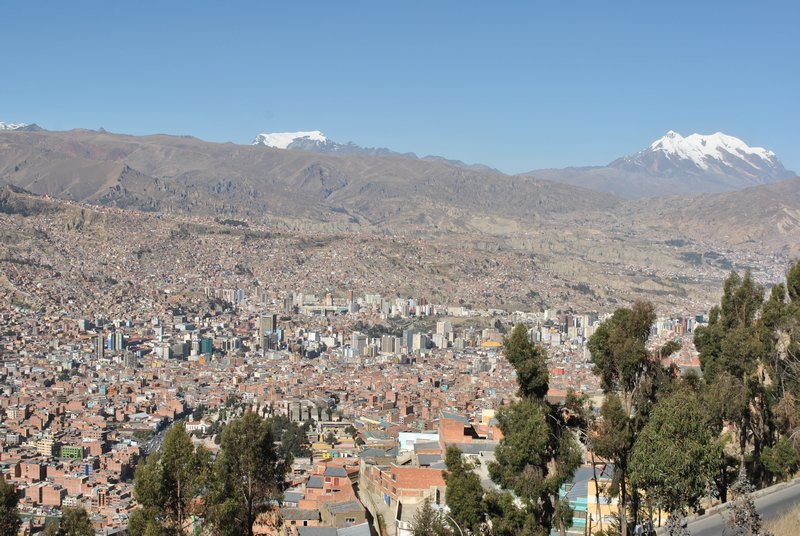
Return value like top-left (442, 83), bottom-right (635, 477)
top-left (1, 266), bottom-right (702, 535)
top-left (3, 3), bottom-right (800, 536)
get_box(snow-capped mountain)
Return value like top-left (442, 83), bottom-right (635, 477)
top-left (252, 130), bottom-right (328, 149)
top-left (609, 131), bottom-right (794, 184)
top-left (525, 131), bottom-right (796, 198)
top-left (251, 130), bottom-right (500, 172)
top-left (0, 121), bottom-right (27, 131)
top-left (252, 130), bottom-right (401, 157)
top-left (0, 120), bottom-right (44, 132)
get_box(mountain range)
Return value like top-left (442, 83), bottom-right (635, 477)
top-left (0, 127), bottom-right (617, 234)
top-left (0, 121), bottom-right (43, 132)
top-left (0, 123), bottom-right (797, 255)
top-left (252, 130), bottom-right (500, 172)
top-left (254, 129), bottom-right (795, 198)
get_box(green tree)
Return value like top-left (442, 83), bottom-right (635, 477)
top-left (490, 324), bottom-right (581, 536)
top-left (443, 446), bottom-right (484, 534)
top-left (629, 388), bottom-right (722, 517)
top-left (588, 300), bottom-right (675, 535)
top-left (0, 478), bottom-right (21, 536)
top-left (411, 498), bottom-right (452, 536)
top-left (762, 262), bottom-right (800, 405)
top-left (482, 490), bottom-right (530, 535)
top-left (50, 507), bottom-right (94, 536)
top-left (761, 436), bottom-right (800, 482)
top-left (701, 371), bottom-right (747, 503)
top-left (324, 431), bottom-right (338, 445)
top-left (192, 404), bottom-right (207, 422)
top-left (130, 423), bottom-right (210, 536)
top-left (563, 389), bottom-right (592, 431)
top-left (269, 415), bottom-right (311, 458)
top-left (694, 270), bottom-right (772, 484)
top-left (205, 411), bottom-right (290, 536)
top-left (588, 300), bottom-right (656, 395)
top-left (504, 324), bottom-right (548, 399)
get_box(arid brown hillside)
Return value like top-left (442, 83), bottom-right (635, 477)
top-left (0, 129), bottom-right (618, 233)
top-left (617, 178), bottom-right (800, 256)
top-left (2, 128), bottom-right (799, 309)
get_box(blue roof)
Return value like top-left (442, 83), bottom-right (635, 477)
top-left (338, 523), bottom-right (372, 536)
top-left (324, 466), bottom-right (348, 478)
top-left (440, 411), bottom-right (468, 423)
top-left (283, 490), bottom-right (305, 503)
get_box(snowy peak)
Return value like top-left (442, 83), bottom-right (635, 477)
top-left (647, 130), bottom-right (777, 170)
top-left (0, 121), bottom-right (44, 132)
top-left (0, 121), bottom-right (28, 131)
top-left (610, 130), bottom-right (793, 184)
top-left (251, 130), bottom-right (402, 158)
top-left (252, 130), bottom-right (327, 149)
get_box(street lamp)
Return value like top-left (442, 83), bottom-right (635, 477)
top-left (444, 513), bottom-right (465, 536)
top-left (432, 504), bottom-right (465, 536)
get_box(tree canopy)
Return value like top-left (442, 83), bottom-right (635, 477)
top-left (411, 499), bottom-right (453, 536)
top-left (0, 478), bottom-right (21, 536)
top-left (443, 446), bottom-right (485, 534)
top-left (47, 507), bottom-right (95, 536)
top-left (505, 324), bottom-right (549, 399)
top-left (587, 300), bottom-right (678, 535)
top-left (129, 422), bottom-right (210, 536)
top-left (269, 414), bottom-right (312, 458)
top-left (694, 267), bottom-right (800, 487)
top-left (489, 323), bottom-right (581, 536)
top-left (205, 411), bottom-right (290, 536)
top-left (629, 388), bottom-right (722, 514)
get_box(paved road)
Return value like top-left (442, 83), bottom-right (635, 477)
top-left (141, 423), bottom-right (171, 455)
top-left (657, 480), bottom-right (800, 535)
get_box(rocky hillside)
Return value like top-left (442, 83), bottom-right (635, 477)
top-left (0, 129), bottom-right (618, 234)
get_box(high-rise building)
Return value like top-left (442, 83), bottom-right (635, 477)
top-left (95, 335), bottom-right (105, 360)
top-left (432, 333), bottom-right (448, 349)
top-left (123, 351), bottom-right (137, 368)
top-left (351, 332), bottom-right (368, 355)
top-left (258, 313), bottom-right (278, 350)
top-left (402, 329), bottom-right (415, 352)
top-left (108, 332), bottom-right (124, 351)
top-left (412, 333), bottom-right (429, 352)
top-left (380, 335), bottom-right (396, 354)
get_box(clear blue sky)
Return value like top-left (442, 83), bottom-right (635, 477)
top-left (3, 2), bottom-right (798, 174)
